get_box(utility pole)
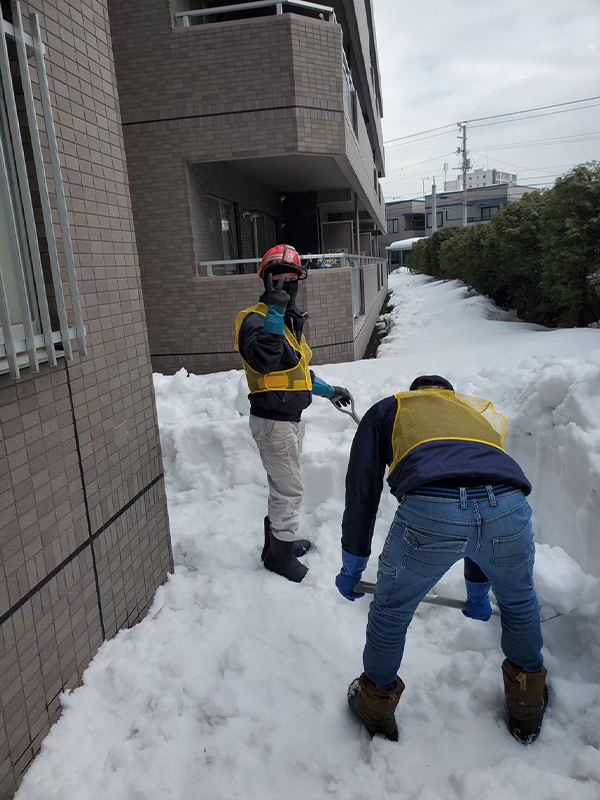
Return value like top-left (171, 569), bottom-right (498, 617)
top-left (458, 123), bottom-right (470, 227)
top-left (443, 162), bottom-right (448, 191)
top-left (431, 178), bottom-right (437, 233)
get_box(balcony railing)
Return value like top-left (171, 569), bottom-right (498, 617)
top-left (176, 0), bottom-right (336, 27)
top-left (196, 252), bottom-right (386, 318)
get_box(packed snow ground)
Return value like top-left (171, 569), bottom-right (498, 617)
top-left (17, 273), bottom-right (600, 800)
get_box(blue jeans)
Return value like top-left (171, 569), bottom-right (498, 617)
top-left (363, 487), bottom-right (544, 689)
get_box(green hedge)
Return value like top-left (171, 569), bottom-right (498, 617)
top-left (406, 163), bottom-right (600, 327)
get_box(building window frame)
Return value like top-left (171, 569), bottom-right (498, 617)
top-left (481, 205), bottom-right (500, 221)
top-left (426, 211), bottom-right (444, 228)
top-left (207, 194), bottom-right (239, 261)
top-left (387, 218), bottom-right (399, 235)
top-left (403, 213), bottom-right (425, 231)
top-left (0, 5), bottom-right (87, 378)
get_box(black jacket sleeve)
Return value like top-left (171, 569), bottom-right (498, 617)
top-left (238, 313), bottom-right (287, 375)
top-left (341, 399), bottom-right (391, 558)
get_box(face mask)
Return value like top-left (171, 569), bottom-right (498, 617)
top-left (282, 280), bottom-right (299, 304)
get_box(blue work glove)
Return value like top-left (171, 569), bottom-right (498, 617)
top-left (335, 551), bottom-right (369, 601)
top-left (462, 579), bottom-right (492, 621)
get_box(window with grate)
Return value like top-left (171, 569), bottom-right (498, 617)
top-left (0, 4), bottom-right (86, 378)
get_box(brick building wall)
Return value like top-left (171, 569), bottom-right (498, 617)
top-left (0, 2), bottom-right (172, 797)
top-left (151, 262), bottom-right (387, 375)
top-left (187, 162), bottom-right (282, 263)
top-left (107, 1), bottom-right (384, 375)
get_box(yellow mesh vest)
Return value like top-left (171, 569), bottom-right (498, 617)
top-left (234, 302), bottom-right (313, 393)
top-left (389, 390), bottom-right (509, 474)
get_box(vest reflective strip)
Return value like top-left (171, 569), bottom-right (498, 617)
top-left (234, 302), bottom-right (313, 394)
top-left (389, 390), bottom-right (509, 475)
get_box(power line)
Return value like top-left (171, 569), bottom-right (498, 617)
top-left (384, 151), bottom-right (456, 177)
top-left (383, 97), bottom-right (600, 147)
top-left (385, 129), bottom-right (458, 149)
top-left (469, 152), bottom-right (577, 175)
top-left (469, 103), bottom-right (600, 130)
top-left (383, 122), bottom-right (456, 145)
top-left (462, 96), bottom-right (600, 124)
top-left (472, 136), bottom-right (599, 153)
top-left (472, 132), bottom-right (600, 151)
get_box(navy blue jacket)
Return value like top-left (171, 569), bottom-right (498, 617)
top-left (341, 395), bottom-right (532, 558)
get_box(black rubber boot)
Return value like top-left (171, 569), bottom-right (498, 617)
top-left (263, 531), bottom-right (308, 583)
top-left (261, 516), bottom-right (311, 561)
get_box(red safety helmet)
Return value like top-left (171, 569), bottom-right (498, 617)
top-left (258, 244), bottom-right (307, 280)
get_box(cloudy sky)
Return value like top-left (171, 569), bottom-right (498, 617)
top-left (372, 0), bottom-right (600, 200)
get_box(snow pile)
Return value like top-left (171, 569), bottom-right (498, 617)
top-left (17, 273), bottom-right (600, 800)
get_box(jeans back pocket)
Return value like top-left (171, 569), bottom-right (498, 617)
top-left (492, 522), bottom-right (534, 568)
top-left (402, 525), bottom-right (468, 578)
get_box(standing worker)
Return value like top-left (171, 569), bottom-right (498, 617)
top-left (236, 244), bottom-right (352, 583)
top-left (335, 375), bottom-right (547, 744)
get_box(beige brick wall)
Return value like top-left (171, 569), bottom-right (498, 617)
top-left (0, 2), bottom-right (172, 796)
top-left (152, 263), bottom-right (385, 375)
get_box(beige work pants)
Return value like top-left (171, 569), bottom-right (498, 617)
top-left (249, 416), bottom-right (304, 542)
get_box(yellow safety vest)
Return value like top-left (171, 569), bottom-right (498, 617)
top-left (234, 302), bottom-right (313, 393)
top-left (389, 389), bottom-right (509, 475)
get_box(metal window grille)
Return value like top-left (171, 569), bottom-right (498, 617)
top-left (0, 2), bottom-right (86, 379)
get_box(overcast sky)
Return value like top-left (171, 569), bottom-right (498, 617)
top-left (373, 0), bottom-right (600, 200)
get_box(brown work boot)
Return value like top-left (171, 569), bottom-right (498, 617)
top-left (347, 673), bottom-right (405, 741)
top-left (502, 659), bottom-right (548, 744)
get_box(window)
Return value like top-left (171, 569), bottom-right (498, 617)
top-left (426, 212), bottom-right (444, 228)
top-left (252, 212), bottom-right (277, 258)
top-left (387, 218), bottom-right (399, 234)
top-left (481, 206), bottom-right (500, 221)
top-left (0, 6), bottom-right (86, 378)
top-left (207, 195), bottom-right (238, 260)
top-left (403, 213), bottom-right (425, 231)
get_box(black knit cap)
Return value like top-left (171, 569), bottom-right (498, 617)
top-left (409, 375), bottom-right (454, 391)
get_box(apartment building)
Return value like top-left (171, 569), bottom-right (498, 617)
top-left (106, 0), bottom-right (388, 374)
top-left (425, 183), bottom-right (536, 232)
top-left (444, 167), bottom-right (518, 191)
top-left (0, 3), bottom-right (172, 796)
top-left (377, 198), bottom-right (426, 257)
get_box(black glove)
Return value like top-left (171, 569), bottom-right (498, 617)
top-left (265, 274), bottom-right (290, 308)
top-left (330, 386), bottom-right (352, 408)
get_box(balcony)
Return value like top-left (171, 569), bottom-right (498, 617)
top-left (196, 252), bottom-right (386, 319)
top-left (176, 0), bottom-right (337, 27)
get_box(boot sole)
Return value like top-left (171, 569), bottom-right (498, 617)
top-left (347, 681), bottom-right (399, 742)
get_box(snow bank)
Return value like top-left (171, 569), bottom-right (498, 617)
top-left (16, 273), bottom-right (600, 800)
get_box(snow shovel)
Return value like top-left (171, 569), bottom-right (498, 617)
top-left (333, 392), bottom-right (362, 425)
top-left (355, 580), bottom-right (501, 616)
top-left (355, 582), bottom-right (562, 623)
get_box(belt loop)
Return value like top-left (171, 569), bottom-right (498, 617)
top-left (486, 484), bottom-right (497, 506)
top-left (459, 487), bottom-right (468, 510)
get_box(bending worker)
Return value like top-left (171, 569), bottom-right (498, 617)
top-left (335, 375), bottom-right (547, 744)
top-left (236, 244), bottom-right (351, 583)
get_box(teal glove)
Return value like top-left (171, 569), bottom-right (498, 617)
top-left (312, 376), bottom-right (335, 398)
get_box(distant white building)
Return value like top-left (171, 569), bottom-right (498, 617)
top-left (444, 168), bottom-right (517, 191)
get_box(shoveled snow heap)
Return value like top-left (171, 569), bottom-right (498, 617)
top-left (17, 273), bottom-right (600, 800)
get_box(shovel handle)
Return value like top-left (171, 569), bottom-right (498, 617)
top-left (354, 581), bottom-right (501, 616)
top-left (334, 393), bottom-right (362, 425)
